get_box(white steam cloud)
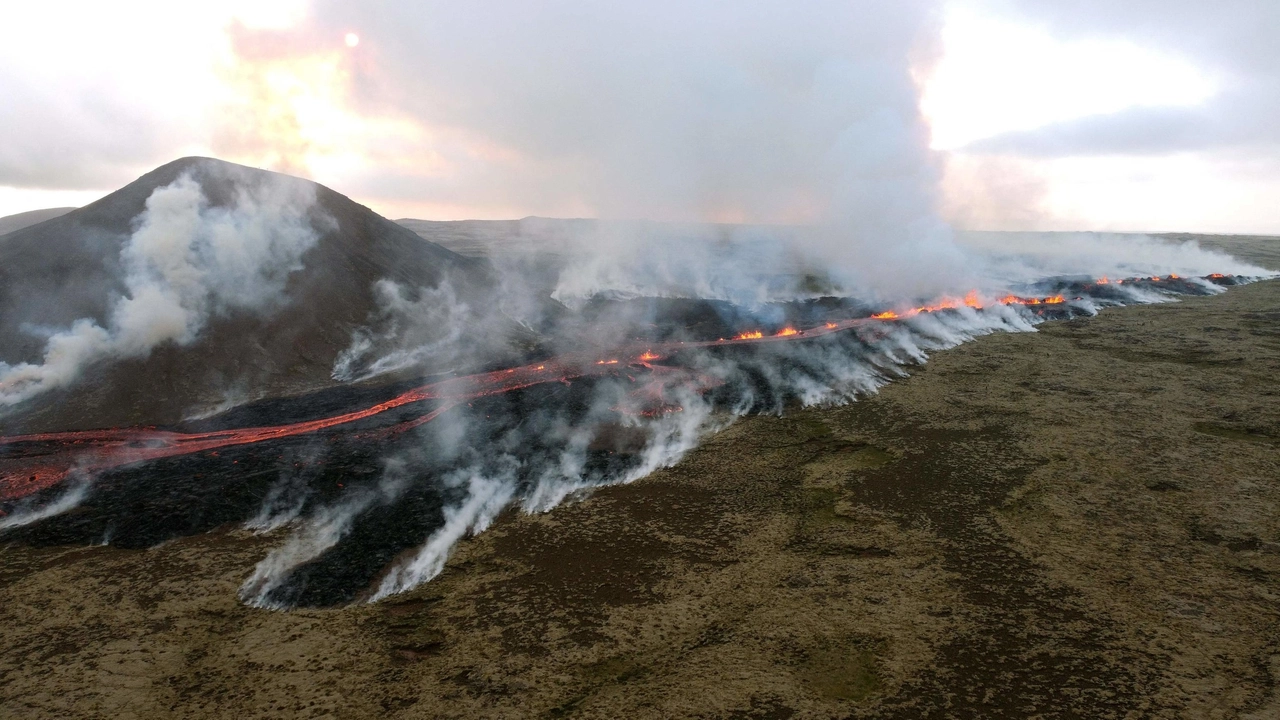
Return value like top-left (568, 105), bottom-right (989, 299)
top-left (332, 279), bottom-right (475, 382)
top-left (240, 457), bottom-right (416, 608)
top-left (0, 478), bottom-right (92, 531)
top-left (961, 232), bottom-right (1274, 287)
top-left (0, 170), bottom-right (324, 406)
top-left (371, 467), bottom-right (515, 601)
top-left (296, 0), bottom-right (973, 304)
top-left (275, 225), bottom-right (1273, 605)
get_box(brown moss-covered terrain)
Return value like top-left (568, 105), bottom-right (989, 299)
top-left (2, 237), bottom-right (1278, 718)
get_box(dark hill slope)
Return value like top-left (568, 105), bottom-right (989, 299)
top-left (0, 207), bottom-right (74, 237)
top-left (0, 158), bottom-right (493, 433)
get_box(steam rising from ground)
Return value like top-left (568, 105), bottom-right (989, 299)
top-left (233, 229), bottom-right (1277, 608)
top-left (0, 478), bottom-right (91, 531)
top-left (0, 169), bottom-right (325, 407)
top-left (241, 460), bottom-right (412, 605)
top-left (333, 280), bottom-right (478, 382)
top-left (961, 231), bottom-right (1273, 287)
top-left (547, 226), bottom-right (1271, 304)
top-left (242, 297), bottom-right (1047, 607)
top-left (0, 204), bottom-right (1268, 607)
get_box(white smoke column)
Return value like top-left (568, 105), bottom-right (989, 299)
top-left (0, 168), bottom-right (324, 406)
top-left (0, 478), bottom-right (91, 530)
top-left (240, 494), bottom-right (377, 608)
top-left (371, 468), bottom-right (516, 601)
top-left (294, 1), bottom-right (976, 305)
top-left (241, 458), bottom-right (414, 608)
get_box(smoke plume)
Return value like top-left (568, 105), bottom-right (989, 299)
top-left (0, 168), bottom-right (325, 407)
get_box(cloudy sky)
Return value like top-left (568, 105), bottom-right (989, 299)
top-left (1, 0), bottom-right (1276, 233)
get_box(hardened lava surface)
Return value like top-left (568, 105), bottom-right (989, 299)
top-left (2, 237), bottom-right (1279, 719)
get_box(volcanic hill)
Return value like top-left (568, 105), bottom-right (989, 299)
top-left (0, 158), bottom-right (506, 434)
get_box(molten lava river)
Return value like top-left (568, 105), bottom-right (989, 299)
top-left (0, 274), bottom-right (1247, 606)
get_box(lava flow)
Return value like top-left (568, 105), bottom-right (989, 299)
top-left (0, 350), bottom-right (733, 503)
top-left (1, 357), bottom-right (616, 502)
top-left (0, 273), bottom-right (1235, 505)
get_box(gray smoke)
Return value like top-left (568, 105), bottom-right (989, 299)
top-left (296, 0), bottom-right (971, 303)
top-left (241, 457), bottom-right (415, 608)
top-left (959, 232), bottom-right (1273, 288)
top-left (332, 279), bottom-right (478, 382)
top-left (0, 170), bottom-right (324, 406)
top-left (248, 294), bottom-right (1056, 605)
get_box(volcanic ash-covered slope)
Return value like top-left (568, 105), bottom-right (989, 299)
top-left (0, 157), bottom-right (497, 433)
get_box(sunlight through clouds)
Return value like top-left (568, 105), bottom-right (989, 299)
top-left (922, 5), bottom-right (1217, 150)
top-left (0, 1), bottom-right (1276, 233)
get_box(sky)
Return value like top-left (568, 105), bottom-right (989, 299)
top-left (0, 0), bottom-right (1276, 234)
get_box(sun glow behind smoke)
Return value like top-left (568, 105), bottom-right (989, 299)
top-left (214, 23), bottom-right (430, 184)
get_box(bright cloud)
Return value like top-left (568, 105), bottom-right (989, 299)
top-left (0, 0), bottom-right (1277, 234)
top-left (922, 6), bottom-right (1216, 151)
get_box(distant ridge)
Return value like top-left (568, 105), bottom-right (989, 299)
top-left (0, 207), bottom-right (74, 237)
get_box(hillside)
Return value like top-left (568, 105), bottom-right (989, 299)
top-left (0, 158), bottom-right (500, 433)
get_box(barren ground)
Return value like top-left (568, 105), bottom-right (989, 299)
top-left (2, 237), bottom-right (1278, 719)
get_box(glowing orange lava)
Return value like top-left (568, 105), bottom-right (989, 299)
top-left (0, 272), bottom-right (1236, 504)
top-left (998, 295), bottom-right (1065, 306)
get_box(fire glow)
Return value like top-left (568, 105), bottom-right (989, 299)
top-left (0, 273), bottom-right (1236, 506)
top-left (998, 295), bottom-right (1065, 306)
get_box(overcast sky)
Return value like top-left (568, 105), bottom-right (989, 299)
top-left (1, 0), bottom-right (1276, 233)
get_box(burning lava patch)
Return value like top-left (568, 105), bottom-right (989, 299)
top-left (0, 272), bottom-right (1260, 607)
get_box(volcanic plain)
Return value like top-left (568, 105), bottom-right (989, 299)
top-left (2, 236), bottom-right (1278, 719)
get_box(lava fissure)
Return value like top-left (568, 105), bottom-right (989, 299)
top-left (0, 273), bottom-right (1242, 508)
